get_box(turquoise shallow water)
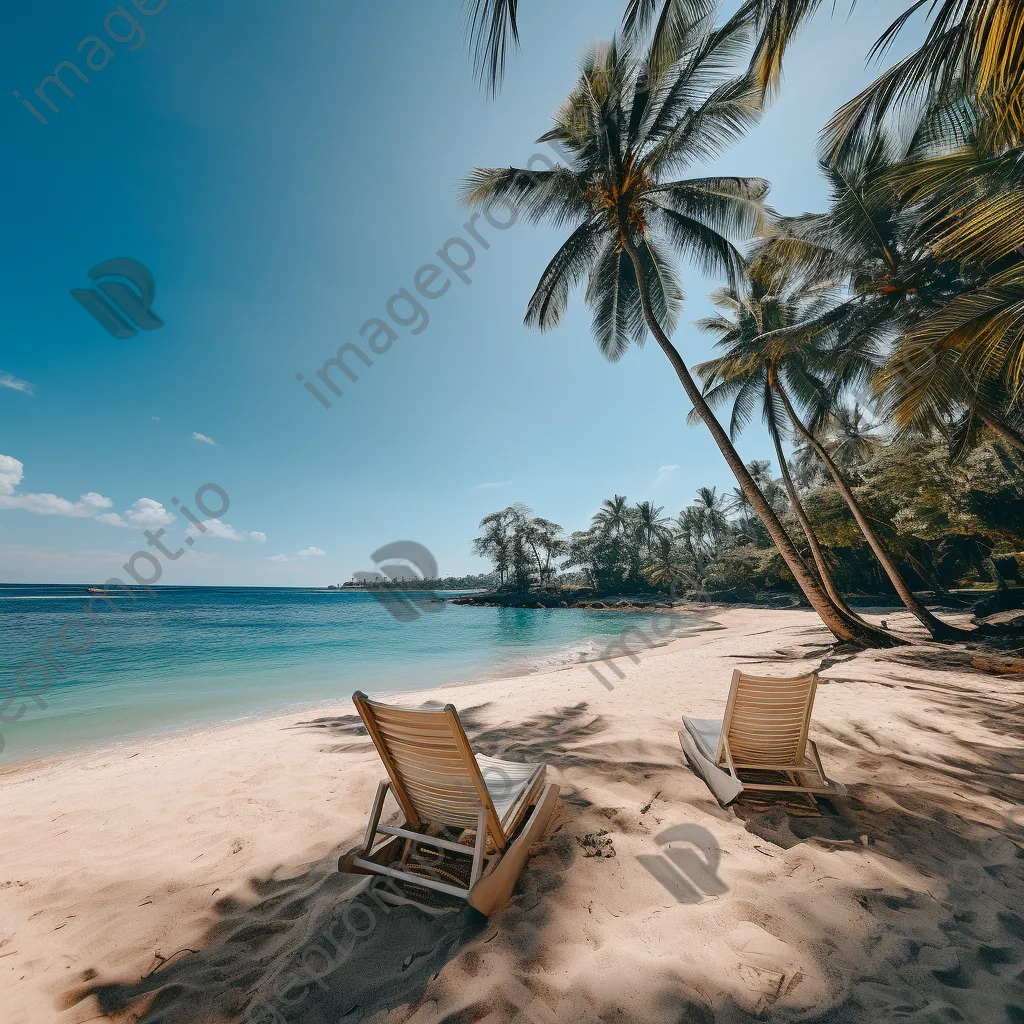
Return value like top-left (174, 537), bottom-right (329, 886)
top-left (0, 584), bottom-right (697, 762)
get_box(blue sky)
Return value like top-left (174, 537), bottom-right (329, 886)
top-left (0, 0), bottom-right (925, 585)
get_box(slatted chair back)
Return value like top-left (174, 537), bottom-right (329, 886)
top-left (719, 670), bottom-right (819, 768)
top-left (353, 691), bottom-right (504, 841)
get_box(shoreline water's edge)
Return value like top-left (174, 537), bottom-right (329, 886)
top-left (0, 605), bottom-right (723, 775)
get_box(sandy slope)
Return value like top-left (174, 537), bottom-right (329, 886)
top-left (0, 606), bottom-right (1021, 1024)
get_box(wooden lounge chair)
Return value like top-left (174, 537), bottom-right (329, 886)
top-left (678, 670), bottom-right (846, 807)
top-left (339, 691), bottom-right (559, 916)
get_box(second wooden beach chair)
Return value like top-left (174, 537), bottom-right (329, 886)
top-left (678, 669), bottom-right (846, 807)
top-left (339, 691), bottom-right (559, 916)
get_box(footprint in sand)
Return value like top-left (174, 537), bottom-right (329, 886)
top-left (725, 922), bottom-right (811, 1014)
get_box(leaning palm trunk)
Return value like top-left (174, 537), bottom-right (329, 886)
top-left (768, 415), bottom-right (869, 626)
top-left (463, 36), bottom-right (901, 649)
top-left (975, 407), bottom-right (1024, 456)
top-left (775, 386), bottom-right (970, 640)
top-left (620, 235), bottom-right (896, 647)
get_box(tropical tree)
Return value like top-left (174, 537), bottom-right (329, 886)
top-left (871, 142), bottom-right (1024, 450)
top-left (743, 1), bottom-right (1024, 158)
top-left (465, 0), bottom-right (721, 94)
top-left (472, 504), bottom-right (560, 590)
top-left (522, 516), bottom-right (567, 586)
top-left (694, 269), bottom-right (869, 624)
top-left (632, 499), bottom-right (674, 572)
top-left (472, 509), bottom-right (512, 586)
top-left (459, 29), bottom-right (895, 645)
top-left (696, 258), bottom-right (974, 639)
top-left (642, 535), bottom-right (696, 588)
top-left (747, 5), bottom-right (1024, 452)
top-left (593, 495), bottom-right (634, 538)
top-left (725, 459), bottom-right (787, 546)
top-left (676, 486), bottom-right (731, 577)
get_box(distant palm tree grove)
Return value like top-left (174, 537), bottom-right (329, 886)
top-left (461, 0), bottom-right (1024, 647)
top-left (474, 442), bottom-right (1022, 604)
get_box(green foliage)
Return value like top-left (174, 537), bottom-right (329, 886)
top-left (472, 505), bottom-right (567, 592)
top-left (459, 0), bottom-right (1024, 630)
top-left (473, 438), bottom-right (1023, 600)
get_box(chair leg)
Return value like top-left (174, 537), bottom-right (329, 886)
top-left (470, 808), bottom-right (488, 888)
top-left (807, 741), bottom-right (829, 784)
top-left (360, 779), bottom-right (391, 854)
top-left (398, 838), bottom-right (414, 867)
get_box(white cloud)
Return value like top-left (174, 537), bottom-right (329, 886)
top-left (151, 416), bottom-right (160, 421)
top-left (95, 512), bottom-right (133, 529)
top-left (0, 455), bottom-right (174, 532)
top-left (123, 498), bottom-right (174, 528)
top-left (475, 481), bottom-right (511, 489)
top-left (0, 456), bottom-right (117, 519)
top-left (271, 546), bottom-right (326, 562)
top-left (0, 455), bottom-right (24, 496)
top-left (0, 370), bottom-right (35, 396)
top-left (186, 519), bottom-right (266, 542)
top-left (0, 491), bottom-right (110, 518)
top-left (650, 464), bottom-right (678, 490)
top-left (192, 432), bottom-right (217, 445)
top-left (98, 498), bottom-right (175, 530)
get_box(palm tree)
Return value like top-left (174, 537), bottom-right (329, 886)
top-left (459, 31), bottom-right (895, 645)
top-left (473, 504), bottom-right (538, 590)
top-left (522, 516), bottom-right (567, 586)
top-left (691, 487), bottom-right (730, 553)
top-left (824, 402), bottom-right (884, 476)
top-left (694, 269), bottom-right (869, 625)
top-left (465, 0), bottom-right (719, 94)
top-left (695, 261), bottom-right (972, 639)
top-left (775, 381), bottom-right (974, 640)
top-left (593, 495), bottom-right (633, 538)
top-left (727, 459), bottom-right (786, 530)
top-left (743, 1), bottom-right (1024, 157)
top-left (633, 499), bottom-right (673, 558)
top-left (643, 535), bottom-right (696, 590)
top-left (676, 508), bottom-right (704, 573)
top-left (745, 7), bottom-right (1024, 461)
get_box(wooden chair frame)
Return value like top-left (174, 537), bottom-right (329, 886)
top-left (682, 670), bottom-right (845, 805)
top-left (340, 691), bottom-right (558, 915)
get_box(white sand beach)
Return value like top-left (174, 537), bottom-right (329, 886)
top-left (1, 606), bottom-right (1022, 1023)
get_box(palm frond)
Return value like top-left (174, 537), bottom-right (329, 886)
top-left (644, 74), bottom-right (764, 174)
top-left (746, 0), bottom-right (830, 103)
top-left (622, 0), bottom-right (718, 85)
top-left (525, 220), bottom-right (604, 331)
top-left (458, 166), bottom-right (589, 228)
top-left (586, 239), bottom-right (646, 361)
top-left (465, 0), bottom-right (520, 97)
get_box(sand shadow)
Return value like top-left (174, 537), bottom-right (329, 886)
top-left (293, 700), bottom-right (667, 781)
top-left (66, 702), bottom-right (612, 1024)
top-left (74, 859), bottom-right (488, 1023)
top-left (66, 681), bottom-right (1024, 1024)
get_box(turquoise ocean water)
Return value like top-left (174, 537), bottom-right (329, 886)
top-left (0, 584), bottom-right (697, 762)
